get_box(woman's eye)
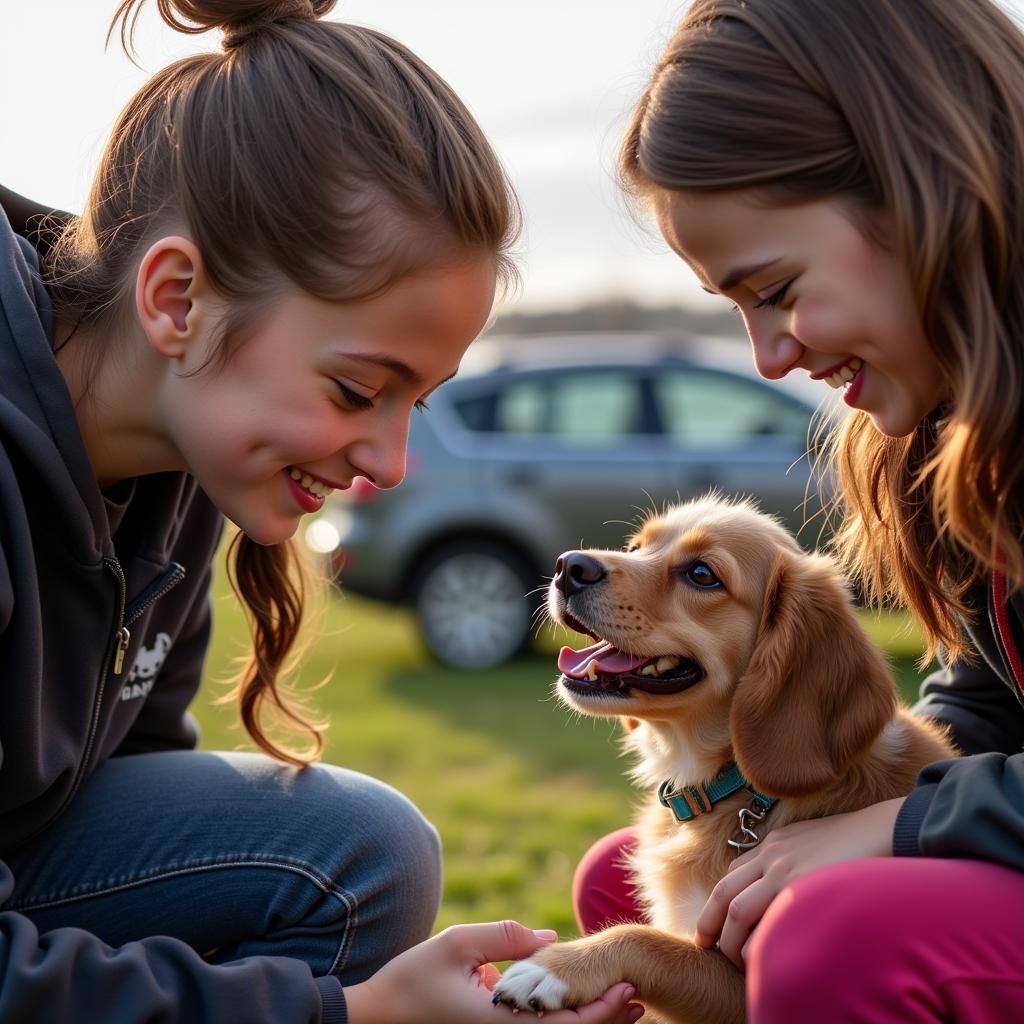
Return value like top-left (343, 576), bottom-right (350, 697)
top-left (335, 381), bottom-right (374, 411)
top-left (683, 561), bottom-right (722, 589)
top-left (753, 280), bottom-right (793, 310)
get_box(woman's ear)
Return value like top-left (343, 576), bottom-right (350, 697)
top-left (730, 550), bottom-right (896, 797)
top-left (135, 235), bottom-right (208, 361)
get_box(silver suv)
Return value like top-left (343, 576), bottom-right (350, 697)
top-left (309, 333), bottom-right (825, 668)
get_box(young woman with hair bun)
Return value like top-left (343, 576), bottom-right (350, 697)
top-left (0, 3), bottom-right (644, 1022)
top-left (572, 1), bottom-right (1024, 1020)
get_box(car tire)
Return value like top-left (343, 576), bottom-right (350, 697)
top-left (410, 540), bottom-right (538, 669)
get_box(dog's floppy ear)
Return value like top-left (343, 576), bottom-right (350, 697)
top-left (730, 550), bottom-right (896, 798)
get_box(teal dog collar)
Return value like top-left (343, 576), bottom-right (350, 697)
top-left (658, 763), bottom-right (777, 824)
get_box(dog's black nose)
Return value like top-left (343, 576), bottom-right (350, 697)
top-left (554, 551), bottom-right (606, 597)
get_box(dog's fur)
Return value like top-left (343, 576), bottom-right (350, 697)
top-left (493, 497), bottom-right (954, 1024)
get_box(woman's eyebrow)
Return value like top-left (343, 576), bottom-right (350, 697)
top-left (714, 257), bottom-right (782, 292)
top-left (348, 353), bottom-right (458, 389)
top-left (346, 353), bottom-right (422, 384)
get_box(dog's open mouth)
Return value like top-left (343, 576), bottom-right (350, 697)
top-left (557, 639), bottom-right (704, 697)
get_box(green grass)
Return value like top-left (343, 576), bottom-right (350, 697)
top-left (193, 553), bottom-right (932, 937)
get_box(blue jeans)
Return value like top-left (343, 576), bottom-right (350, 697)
top-left (4, 751), bottom-right (442, 984)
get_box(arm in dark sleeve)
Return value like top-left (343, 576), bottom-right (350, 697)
top-left (896, 649), bottom-right (1024, 862)
top-left (0, 860), bottom-right (344, 1023)
top-left (894, 751), bottom-right (1024, 870)
top-left (911, 653), bottom-right (1024, 756)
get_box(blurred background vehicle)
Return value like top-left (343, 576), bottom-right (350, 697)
top-left (306, 332), bottom-right (831, 669)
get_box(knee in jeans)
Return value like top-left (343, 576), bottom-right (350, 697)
top-left (297, 766), bottom-right (442, 937)
top-left (364, 779), bottom-right (443, 904)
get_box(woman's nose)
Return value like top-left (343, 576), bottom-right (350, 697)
top-left (745, 313), bottom-right (804, 381)
top-left (348, 417), bottom-right (409, 491)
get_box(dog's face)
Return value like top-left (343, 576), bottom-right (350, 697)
top-left (549, 498), bottom-right (800, 720)
top-left (548, 495), bottom-right (895, 796)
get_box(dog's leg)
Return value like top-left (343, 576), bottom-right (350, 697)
top-left (493, 924), bottom-right (744, 1024)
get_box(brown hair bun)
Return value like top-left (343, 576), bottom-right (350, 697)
top-left (111, 0), bottom-right (338, 53)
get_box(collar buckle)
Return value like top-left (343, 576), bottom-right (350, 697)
top-left (658, 763), bottom-right (774, 825)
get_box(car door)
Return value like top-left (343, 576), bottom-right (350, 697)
top-left (646, 366), bottom-right (823, 544)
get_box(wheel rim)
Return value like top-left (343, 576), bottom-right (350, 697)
top-left (416, 553), bottom-right (531, 668)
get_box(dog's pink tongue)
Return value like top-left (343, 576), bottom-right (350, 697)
top-left (558, 641), bottom-right (648, 678)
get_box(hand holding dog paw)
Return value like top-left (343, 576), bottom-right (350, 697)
top-left (694, 798), bottom-right (906, 970)
top-left (344, 920), bottom-right (644, 1024)
top-left (494, 957), bottom-right (572, 1012)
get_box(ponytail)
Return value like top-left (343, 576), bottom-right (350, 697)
top-left (224, 532), bottom-right (325, 767)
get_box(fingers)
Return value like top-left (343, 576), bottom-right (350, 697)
top-left (443, 920), bottom-right (558, 966)
top-left (714, 876), bottom-right (777, 969)
top-left (694, 858), bottom-right (763, 950)
top-left (543, 983), bottom-right (644, 1024)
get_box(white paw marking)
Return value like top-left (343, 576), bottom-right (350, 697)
top-left (496, 960), bottom-right (570, 1011)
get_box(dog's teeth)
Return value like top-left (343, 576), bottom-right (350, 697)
top-left (656, 655), bottom-right (681, 673)
top-left (639, 663), bottom-right (658, 677)
top-left (586, 661), bottom-right (598, 680)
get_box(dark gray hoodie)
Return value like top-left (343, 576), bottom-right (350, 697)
top-left (0, 209), bottom-right (343, 1021)
top-left (894, 574), bottom-right (1024, 864)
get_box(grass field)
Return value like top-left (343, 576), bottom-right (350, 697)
top-left (192, 550), bottom-right (932, 937)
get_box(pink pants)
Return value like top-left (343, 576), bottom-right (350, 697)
top-left (574, 829), bottom-right (1024, 1022)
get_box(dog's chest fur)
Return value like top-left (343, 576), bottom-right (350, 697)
top-left (627, 792), bottom-right (759, 936)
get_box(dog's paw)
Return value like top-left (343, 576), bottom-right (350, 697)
top-left (492, 959), bottom-right (571, 1014)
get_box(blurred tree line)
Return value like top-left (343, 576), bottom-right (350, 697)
top-left (491, 298), bottom-right (741, 339)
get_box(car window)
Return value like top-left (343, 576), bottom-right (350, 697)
top-left (654, 370), bottom-right (810, 446)
top-left (453, 371), bottom-right (645, 442)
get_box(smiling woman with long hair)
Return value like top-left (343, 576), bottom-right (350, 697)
top-left (569, 1), bottom-right (1024, 1020)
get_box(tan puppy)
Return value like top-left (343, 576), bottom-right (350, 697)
top-left (493, 496), bottom-right (953, 1024)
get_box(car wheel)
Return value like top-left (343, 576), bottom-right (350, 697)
top-left (410, 541), bottom-right (536, 669)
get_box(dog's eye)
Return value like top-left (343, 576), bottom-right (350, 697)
top-left (683, 561), bottom-right (722, 589)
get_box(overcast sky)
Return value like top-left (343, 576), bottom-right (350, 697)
top-left (3, 2), bottom-right (1022, 314)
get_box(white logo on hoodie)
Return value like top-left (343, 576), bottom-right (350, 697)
top-left (120, 632), bottom-right (173, 701)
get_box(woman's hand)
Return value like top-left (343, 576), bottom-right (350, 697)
top-left (694, 797), bottom-right (906, 970)
top-left (345, 920), bottom-right (644, 1024)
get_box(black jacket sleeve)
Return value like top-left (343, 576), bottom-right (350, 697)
top-left (913, 654), bottom-right (1024, 756)
top-left (894, 751), bottom-right (1024, 868)
top-left (0, 859), bottom-right (344, 1023)
top-left (896, 582), bottom-right (1024, 863)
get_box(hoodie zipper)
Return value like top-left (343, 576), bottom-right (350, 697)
top-left (110, 562), bottom-right (186, 673)
top-left (123, 562), bottom-right (187, 630)
top-left (15, 559), bottom-right (187, 850)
